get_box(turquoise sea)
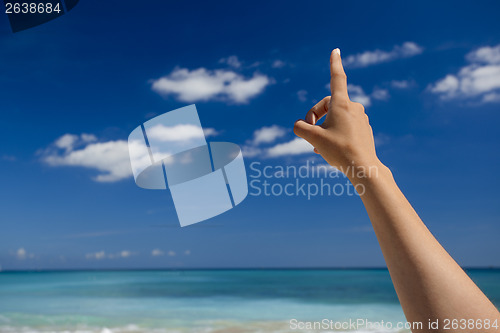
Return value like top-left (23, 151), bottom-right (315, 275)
top-left (0, 269), bottom-right (499, 333)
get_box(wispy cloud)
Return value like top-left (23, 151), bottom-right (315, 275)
top-left (116, 250), bottom-right (132, 258)
top-left (242, 125), bottom-right (289, 158)
top-left (348, 84), bottom-right (372, 106)
top-left (85, 251), bottom-right (106, 260)
top-left (374, 133), bottom-right (390, 147)
top-left (147, 124), bottom-right (205, 142)
top-left (266, 138), bottom-right (313, 157)
top-left (344, 42), bottom-right (423, 68)
top-left (429, 44), bottom-right (500, 103)
top-left (252, 125), bottom-right (287, 145)
top-left (272, 60), bottom-right (286, 68)
top-left (347, 85), bottom-right (390, 106)
top-left (241, 145), bottom-right (263, 158)
top-left (371, 88), bottom-right (390, 101)
top-left (54, 133), bottom-right (97, 152)
top-left (466, 45), bottom-right (500, 64)
top-left (297, 89), bottom-right (308, 102)
top-left (151, 249), bottom-right (164, 256)
top-left (151, 249), bottom-right (189, 257)
top-left (218, 55), bottom-right (241, 68)
top-left (151, 66), bottom-right (270, 104)
top-left (391, 80), bottom-right (414, 89)
top-left (326, 83), bottom-right (389, 107)
top-left (15, 248), bottom-right (34, 260)
top-left (85, 250), bottom-right (135, 260)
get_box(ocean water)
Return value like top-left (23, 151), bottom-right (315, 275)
top-left (0, 269), bottom-right (498, 333)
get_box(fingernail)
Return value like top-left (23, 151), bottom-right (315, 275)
top-left (333, 48), bottom-right (341, 57)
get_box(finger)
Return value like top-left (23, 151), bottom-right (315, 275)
top-left (305, 96), bottom-right (331, 124)
top-left (293, 119), bottom-right (324, 147)
top-left (313, 148), bottom-right (319, 154)
top-left (330, 48), bottom-right (348, 99)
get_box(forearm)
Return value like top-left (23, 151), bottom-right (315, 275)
top-left (350, 164), bottom-right (500, 332)
top-left (295, 48), bottom-right (499, 332)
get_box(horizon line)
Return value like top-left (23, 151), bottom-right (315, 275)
top-left (1, 266), bottom-right (499, 273)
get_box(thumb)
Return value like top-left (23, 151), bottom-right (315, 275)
top-left (293, 119), bottom-right (324, 147)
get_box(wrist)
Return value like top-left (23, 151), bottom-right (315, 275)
top-left (344, 159), bottom-right (392, 187)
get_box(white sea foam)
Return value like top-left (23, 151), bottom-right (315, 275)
top-left (0, 321), bottom-right (410, 333)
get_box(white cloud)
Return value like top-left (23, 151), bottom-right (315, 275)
top-left (267, 138), bottom-right (314, 157)
top-left (152, 249), bottom-right (164, 256)
top-left (466, 45), bottom-right (500, 64)
top-left (151, 67), bottom-right (270, 104)
top-left (219, 55), bottom-right (241, 68)
top-left (184, 250), bottom-right (191, 255)
top-left (41, 134), bottom-right (133, 182)
top-left (242, 145), bottom-right (262, 158)
top-left (431, 75), bottom-right (459, 94)
top-left (252, 125), bottom-right (287, 145)
top-left (86, 251), bottom-right (106, 260)
top-left (54, 134), bottom-right (77, 150)
top-left (40, 124), bottom-right (220, 183)
top-left (120, 250), bottom-right (132, 258)
top-left (344, 42), bottom-right (423, 68)
top-left (374, 133), bottom-right (390, 147)
top-left (86, 250), bottom-right (133, 260)
top-left (243, 125), bottom-right (288, 158)
top-left (332, 84), bottom-right (391, 106)
top-left (168, 250), bottom-right (176, 257)
top-left (391, 80), bottom-right (412, 89)
top-left (371, 88), bottom-right (389, 101)
top-left (14, 248), bottom-right (35, 260)
top-left (54, 133), bottom-right (97, 152)
top-left (297, 89), bottom-right (308, 102)
top-left (348, 84), bottom-right (371, 106)
top-left (483, 92), bottom-right (500, 103)
top-left (272, 60), bottom-right (286, 68)
top-left (147, 124), bottom-right (205, 142)
top-left (203, 128), bottom-right (219, 137)
top-left (429, 44), bottom-right (500, 103)
top-left (16, 248), bottom-right (26, 260)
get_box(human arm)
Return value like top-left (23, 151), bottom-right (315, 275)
top-left (293, 48), bottom-right (500, 332)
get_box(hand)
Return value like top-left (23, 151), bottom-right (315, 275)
top-left (293, 48), bottom-right (385, 181)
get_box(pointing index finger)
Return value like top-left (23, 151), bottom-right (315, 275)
top-left (330, 48), bottom-right (348, 99)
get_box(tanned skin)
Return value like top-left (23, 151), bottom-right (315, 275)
top-left (293, 48), bottom-right (500, 333)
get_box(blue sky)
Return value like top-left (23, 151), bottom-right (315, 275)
top-left (1, 0), bottom-right (499, 270)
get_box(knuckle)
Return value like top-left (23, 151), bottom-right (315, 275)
top-left (350, 101), bottom-right (365, 112)
top-left (323, 96), bottom-right (331, 110)
top-left (332, 72), bottom-right (347, 80)
top-left (333, 97), bottom-right (349, 109)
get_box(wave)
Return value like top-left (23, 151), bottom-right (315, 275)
top-left (0, 321), bottom-right (409, 333)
